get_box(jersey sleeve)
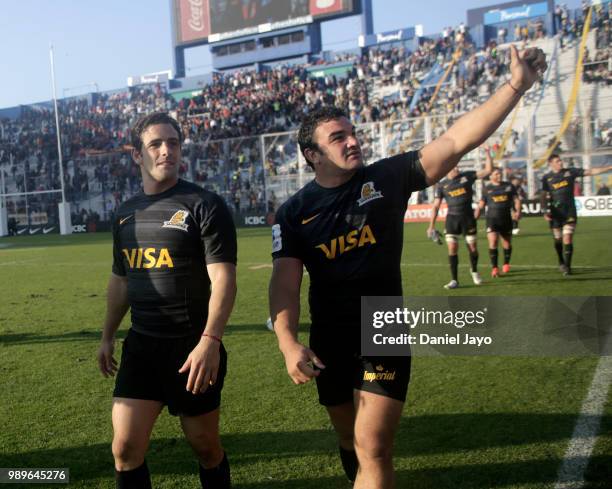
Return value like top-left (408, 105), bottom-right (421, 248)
top-left (111, 216), bottom-right (126, 276)
top-left (271, 202), bottom-right (302, 260)
top-left (480, 185), bottom-right (489, 205)
top-left (509, 183), bottom-right (518, 199)
top-left (571, 167), bottom-right (586, 178)
top-left (435, 184), bottom-right (444, 200)
top-left (541, 175), bottom-right (550, 192)
top-left (385, 151), bottom-right (429, 197)
top-left (198, 193), bottom-right (238, 265)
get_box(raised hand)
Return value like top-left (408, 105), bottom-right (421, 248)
top-left (509, 45), bottom-right (548, 93)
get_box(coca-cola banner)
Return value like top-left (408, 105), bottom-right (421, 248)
top-left (309, 0), bottom-right (345, 16)
top-left (177, 0), bottom-right (211, 44)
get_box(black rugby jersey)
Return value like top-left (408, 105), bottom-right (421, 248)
top-left (481, 181), bottom-right (517, 218)
top-left (435, 171), bottom-right (477, 215)
top-left (541, 168), bottom-right (584, 212)
top-left (112, 179), bottom-right (237, 338)
top-left (272, 151), bottom-right (428, 325)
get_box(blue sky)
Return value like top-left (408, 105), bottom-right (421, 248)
top-left (0, 0), bottom-right (581, 109)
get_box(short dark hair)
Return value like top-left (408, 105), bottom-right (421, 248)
top-left (548, 153), bottom-right (561, 162)
top-left (130, 112), bottom-right (182, 152)
top-left (298, 106), bottom-right (348, 169)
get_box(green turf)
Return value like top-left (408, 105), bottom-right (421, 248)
top-left (0, 217), bottom-right (610, 488)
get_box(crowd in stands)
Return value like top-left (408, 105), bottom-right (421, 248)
top-left (583, 17), bottom-right (611, 85)
top-left (1, 2), bottom-right (611, 226)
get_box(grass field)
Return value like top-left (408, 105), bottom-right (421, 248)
top-left (0, 217), bottom-right (611, 488)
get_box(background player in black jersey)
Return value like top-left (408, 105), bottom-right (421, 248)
top-left (541, 154), bottom-right (612, 275)
top-left (510, 175), bottom-right (526, 235)
top-left (97, 113), bottom-right (237, 489)
top-left (427, 147), bottom-right (493, 289)
top-left (270, 45), bottom-right (546, 489)
top-left (475, 167), bottom-right (521, 277)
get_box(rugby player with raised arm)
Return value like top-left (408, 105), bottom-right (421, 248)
top-left (269, 46), bottom-right (547, 488)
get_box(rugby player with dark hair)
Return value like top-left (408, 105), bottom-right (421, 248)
top-left (269, 45), bottom-right (546, 489)
top-left (541, 154), bottom-right (612, 275)
top-left (97, 112), bottom-right (237, 489)
top-left (474, 167), bottom-right (521, 277)
top-left (427, 146), bottom-right (493, 289)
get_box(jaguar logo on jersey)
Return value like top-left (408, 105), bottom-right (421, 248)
top-left (122, 248), bottom-right (174, 269)
top-left (363, 364), bottom-right (396, 382)
top-left (315, 224), bottom-right (376, 259)
top-left (163, 210), bottom-right (189, 232)
top-left (357, 182), bottom-right (383, 206)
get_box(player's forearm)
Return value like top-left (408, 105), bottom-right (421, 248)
top-left (421, 84), bottom-right (522, 183)
top-left (446, 83), bottom-right (521, 159)
top-left (269, 281), bottom-right (301, 352)
top-left (587, 165), bottom-right (612, 176)
top-left (477, 151), bottom-right (494, 179)
top-left (514, 198), bottom-right (522, 217)
top-left (101, 274), bottom-right (129, 341)
top-left (269, 258), bottom-right (304, 351)
top-left (428, 202), bottom-right (441, 227)
top-left (203, 264), bottom-right (237, 339)
top-left (540, 191), bottom-right (550, 213)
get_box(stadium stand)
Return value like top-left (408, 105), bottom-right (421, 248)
top-left (0, 2), bottom-right (610, 231)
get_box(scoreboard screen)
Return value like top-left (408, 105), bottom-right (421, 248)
top-left (174, 0), bottom-right (356, 45)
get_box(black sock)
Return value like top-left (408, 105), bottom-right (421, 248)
top-left (199, 452), bottom-right (231, 489)
top-left (116, 461), bottom-right (151, 489)
top-left (512, 219), bottom-right (519, 229)
top-left (489, 248), bottom-right (498, 268)
top-left (554, 239), bottom-right (563, 264)
top-left (503, 246), bottom-right (512, 265)
top-left (449, 255), bottom-right (458, 281)
top-left (339, 446), bottom-right (359, 483)
top-left (469, 250), bottom-right (479, 272)
top-left (563, 243), bottom-right (573, 270)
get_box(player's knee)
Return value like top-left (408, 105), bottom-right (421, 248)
top-left (562, 224), bottom-right (575, 236)
top-left (195, 445), bottom-right (224, 467)
top-left (445, 234), bottom-right (458, 245)
top-left (186, 432), bottom-right (223, 465)
top-left (354, 433), bottom-right (393, 463)
top-left (112, 437), bottom-right (145, 468)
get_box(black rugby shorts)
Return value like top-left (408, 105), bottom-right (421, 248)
top-left (114, 329), bottom-right (227, 416)
top-left (445, 213), bottom-right (477, 236)
top-left (310, 329), bottom-right (411, 406)
top-left (549, 208), bottom-right (577, 229)
top-left (486, 215), bottom-right (512, 234)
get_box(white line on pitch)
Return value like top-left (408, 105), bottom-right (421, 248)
top-left (399, 263), bottom-right (607, 269)
top-left (554, 333), bottom-right (612, 489)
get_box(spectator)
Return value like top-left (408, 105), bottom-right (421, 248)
top-left (596, 182), bottom-right (610, 195)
